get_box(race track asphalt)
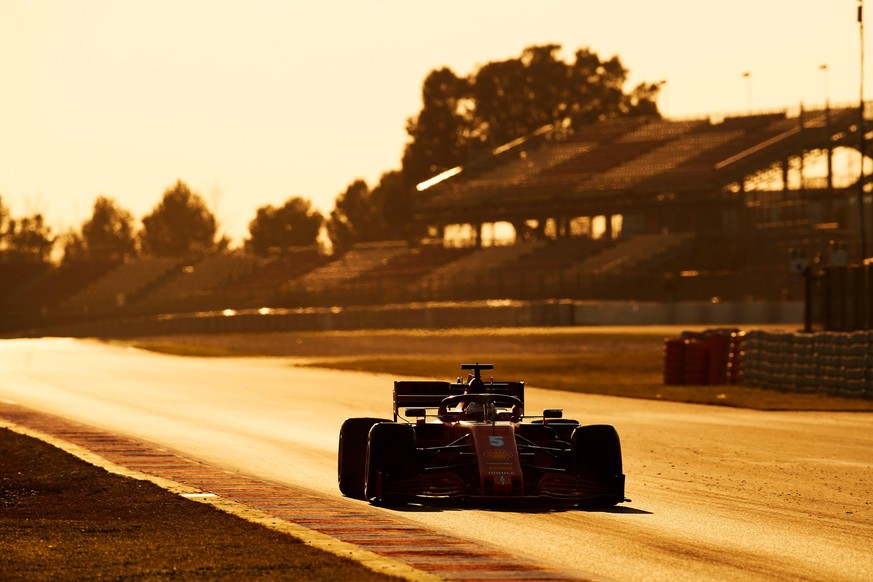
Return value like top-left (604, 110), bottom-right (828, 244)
top-left (1, 338), bottom-right (871, 581)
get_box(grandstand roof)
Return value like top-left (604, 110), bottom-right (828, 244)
top-left (414, 106), bottom-right (862, 225)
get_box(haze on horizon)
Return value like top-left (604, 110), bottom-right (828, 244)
top-left (0, 1), bottom-right (863, 244)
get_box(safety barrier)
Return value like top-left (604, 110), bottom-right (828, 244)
top-left (742, 330), bottom-right (873, 398)
top-left (14, 298), bottom-right (806, 340)
top-left (663, 329), bottom-right (744, 386)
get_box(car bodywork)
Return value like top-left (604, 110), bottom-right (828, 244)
top-left (338, 363), bottom-right (625, 507)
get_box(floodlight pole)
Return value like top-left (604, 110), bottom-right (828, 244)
top-left (859, 0), bottom-right (868, 260)
top-left (820, 64), bottom-right (830, 107)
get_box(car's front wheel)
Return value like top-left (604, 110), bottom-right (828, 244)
top-left (338, 417), bottom-right (389, 499)
top-left (364, 422), bottom-right (415, 505)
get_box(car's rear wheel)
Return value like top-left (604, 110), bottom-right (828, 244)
top-left (338, 417), bottom-right (388, 499)
top-left (365, 423), bottom-right (415, 505)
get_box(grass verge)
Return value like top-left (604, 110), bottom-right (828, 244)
top-left (0, 428), bottom-right (399, 582)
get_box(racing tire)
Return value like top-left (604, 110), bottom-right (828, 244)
top-left (364, 423), bottom-right (416, 505)
top-left (571, 424), bottom-right (624, 507)
top-left (338, 417), bottom-right (389, 500)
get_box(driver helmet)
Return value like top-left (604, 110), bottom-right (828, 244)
top-left (464, 400), bottom-right (484, 420)
top-left (464, 399), bottom-right (497, 421)
top-left (467, 375), bottom-right (485, 392)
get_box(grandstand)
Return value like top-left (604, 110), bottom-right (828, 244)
top-left (16, 260), bottom-right (120, 314)
top-left (281, 242), bottom-right (409, 297)
top-left (215, 248), bottom-right (331, 308)
top-left (335, 243), bottom-right (475, 305)
top-left (1, 104), bottom-right (870, 333)
top-left (130, 253), bottom-right (261, 313)
top-left (410, 105), bottom-right (868, 303)
top-left (61, 257), bottom-right (184, 316)
top-left (416, 106), bottom-right (862, 232)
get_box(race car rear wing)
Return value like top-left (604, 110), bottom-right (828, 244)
top-left (393, 380), bottom-right (525, 421)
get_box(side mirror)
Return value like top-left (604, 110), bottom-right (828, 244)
top-left (543, 409), bottom-right (563, 419)
top-left (405, 408), bottom-right (427, 418)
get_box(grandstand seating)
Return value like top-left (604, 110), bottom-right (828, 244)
top-left (9, 260), bottom-right (120, 315)
top-left (416, 241), bottom-right (544, 299)
top-left (0, 261), bottom-right (51, 306)
top-left (419, 108), bottom-right (860, 218)
top-left (134, 253), bottom-right (260, 313)
top-left (215, 248), bottom-right (331, 308)
top-left (637, 125), bottom-right (761, 192)
top-left (615, 118), bottom-right (706, 143)
top-left (467, 142), bottom-right (593, 188)
top-left (566, 232), bottom-right (693, 278)
top-left (578, 127), bottom-right (742, 192)
top-left (482, 237), bottom-right (612, 298)
top-left (603, 226), bottom-right (852, 302)
top-left (62, 257), bottom-right (183, 315)
top-left (531, 140), bottom-right (662, 191)
top-left (711, 116), bottom-right (801, 177)
top-left (338, 244), bottom-right (474, 303)
top-left (283, 242), bottom-right (410, 294)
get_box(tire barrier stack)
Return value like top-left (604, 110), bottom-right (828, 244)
top-left (742, 330), bottom-right (873, 398)
top-left (663, 329), bottom-right (744, 386)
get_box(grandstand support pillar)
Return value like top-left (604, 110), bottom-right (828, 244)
top-left (474, 222), bottom-right (483, 248)
top-left (605, 214), bottom-right (614, 240)
top-left (781, 158), bottom-right (790, 194)
top-left (799, 150), bottom-right (806, 190)
top-left (826, 104), bottom-right (834, 193)
top-left (802, 266), bottom-right (813, 333)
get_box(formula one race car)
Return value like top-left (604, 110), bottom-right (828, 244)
top-left (338, 363), bottom-right (625, 507)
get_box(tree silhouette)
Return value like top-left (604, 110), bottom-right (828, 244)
top-left (326, 170), bottom-right (430, 248)
top-left (60, 229), bottom-right (86, 264)
top-left (140, 180), bottom-right (218, 257)
top-left (370, 170), bottom-right (419, 241)
top-left (79, 196), bottom-right (137, 261)
top-left (401, 68), bottom-right (470, 185)
top-left (327, 179), bottom-right (386, 250)
top-left (402, 44), bottom-right (662, 186)
top-left (246, 196), bottom-right (323, 256)
top-left (324, 45), bottom-right (660, 247)
top-left (5, 214), bottom-right (55, 262)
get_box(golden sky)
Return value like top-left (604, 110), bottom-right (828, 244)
top-left (0, 0), bottom-right (863, 244)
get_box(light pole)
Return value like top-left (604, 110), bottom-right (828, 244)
top-left (820, 64), bottom-right (830, 108)
top-left (742, 71), bottom-right (752, 112)
top-left (859, 0), bottom-right (868, 260)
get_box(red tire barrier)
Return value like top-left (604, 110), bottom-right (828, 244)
top-left (684, 340), bottom-right (710, 386)
top-left (663, 329), bottom-right (739, 386)
top-left (664, 338), bottom-right (686, 385)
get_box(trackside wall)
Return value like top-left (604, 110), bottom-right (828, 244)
top-left (10, 299), bottom-right (802, 339)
